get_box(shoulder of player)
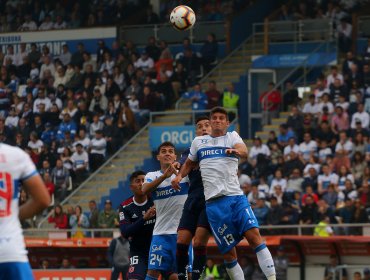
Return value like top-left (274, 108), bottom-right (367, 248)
top-left (1, 144), bottom-right (28, 160)
top-left (120, 196), bottom-right (134, 208)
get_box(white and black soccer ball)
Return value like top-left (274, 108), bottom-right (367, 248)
top-left (170, 5), bottom-right (196, 31)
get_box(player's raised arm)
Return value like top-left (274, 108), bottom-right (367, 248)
top-left (19, 173), bottom-right (51, 220)
top-left (225, 143), bottom-right (248, 158)
top-left (171, 158), bottom-right (197, 190)
top-left (142, 164), bottom-right (177, 194)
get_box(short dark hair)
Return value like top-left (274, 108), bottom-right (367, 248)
top-left (129, 170), bottom-right (146, 183)
top-left (210, 107), bottom-right (228, 120)
top-left (157, 141), bottom-right (175, 154)
top-left (195, 115), bottom-right (209, 124)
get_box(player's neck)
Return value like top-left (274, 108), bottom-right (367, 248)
top-left (133, 195), bottom-right (147, 204)
top-left (211, 130), bottom-right (226, 137)
top-left (160, 163), bottom-right (170, 173)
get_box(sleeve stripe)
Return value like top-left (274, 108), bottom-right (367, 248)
top-left (22, 170), bottom-right (39, 181)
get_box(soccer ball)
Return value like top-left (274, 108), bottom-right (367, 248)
top-left (170, 5), bottom-right (196, 31)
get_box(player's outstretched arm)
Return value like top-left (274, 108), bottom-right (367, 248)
top-left (226, 143), bottom-right (248, 159)
top-left (19, 174), bottom-right (51, 220)
top-left (171, 158), bottom-right (196, 190)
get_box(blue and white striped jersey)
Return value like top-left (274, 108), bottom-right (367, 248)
top-left (144, 171), bottom-right (189, 235)
top-left (188, 131), bottom-right (244, 200)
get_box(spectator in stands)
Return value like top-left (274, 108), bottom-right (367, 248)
top-left (98, 199), bottom-right (117, 237)
top-left (316, 121), bottom-right (337, 150)
top-left (19, 14), bottom-right (37, 31)
top-left (300, 195), bottom-right (319, 235)
top-left (135, 51), bottom-right (155, 75)
top-left (88, 200), bottom-right (99, 230)
top-left (314, 215), bottom-right (334, 237)
top-left (283, 81), bottom-right (299, 110)
top-left (222, 83), bottom-right (239, 121)
top-left (48, 205), bottom-right (68, 229)
top-left (53, 15), bottom-right (67, 30)
top-left (342, 51), bottom-right (360, 78)
top-left (145, 36), bottom-right (161, 62)
top-left (57, 113), bottom-right (77, 141)
top-left (69, 205), bottom-right (89, 238)
top-left (287, 106), bottom-right (304, 142)
top-left (274, 246), bottom-right (289, 280)
top-left (52, 159), bottom-right (70, 202)
top-left (338, 198), bottom-right (355, 235)
top-left (277, 124), bottom-right (295, 149)
top-left (253, 198), bottom-right (269, 226)
top-left (327, 66), bottom-right (344, 89)
top-left (331, 106), bottom-right (350, 135)
top-left (89, 130), bottom-right (106, 172)
top-left (324, 255), bottom-right (348, 280)
top-left (179, 48), bottom-right (202, 86)
top-left (259, 82), bottom-right (282, 125)
top-left (200, 33), bottom-right (218, 73)
top-left (103, 116), bottom-right (121, 155)
top-left (89, 87), bottom-right (108, 113)
top-left (337, 18), bottom-right (352, 53)
top-left (351, 103), bottom-right (370, 129)
top-left (60, 257), bottom-right (75, 269)
top-left (71, 143), bottom-right (89, 185)
top-left (183, 83), bottom-right (208, 111)
top-left (205, 80), bottom-right (221, 109)
top-left (117, 100), bottom-right (136, 139)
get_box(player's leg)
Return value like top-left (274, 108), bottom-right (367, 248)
top-left (192, 209), bottom-right (211, 280)
top-left (237, 196), bottom-right (276, 280)
top-left (146, 269), bottom-right (161, 280)
top-left (177, 199), bottom-right (198, 280)
top-left (206, 196), bottom-right (245, 280)
top-left (176, 229), bottom-right (193, 280)
top-left (222, 248), bottom-right (245, 280)
top-left (128, 254), bottom-right (148, 280)
top-left (243, 228), bottom-right (276, 280)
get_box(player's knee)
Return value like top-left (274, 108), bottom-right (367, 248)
top-left (244, 228), bottom-right (263, 249)
top-left (193, 236), bottom-right (207, 248)
top-left (147, 269), bottom-right (160, 278)
top-left (223, 248), bottom-right (237, 262)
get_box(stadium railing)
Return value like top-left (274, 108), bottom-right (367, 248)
top-left (118, 21), bottom-right (226, 45)
top-left (25, 223), bottom-right (370, 238)
top-left (252, 19), bottom-right (334, 49)
top-left (357, 15), bottom-right (370, 37)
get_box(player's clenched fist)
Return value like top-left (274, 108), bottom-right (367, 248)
top-left (143, 206), bottom-right (156, 220)
top-left (225, 148), bottom-right (241, 157)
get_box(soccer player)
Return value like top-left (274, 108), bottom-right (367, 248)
top-left (176, 116), bottom-right (212, 280)
top-left (119, 170), bottom-right (156, 280)
top-left (172, 107), bottom-right (277, 280)
top-left (0, 143), bottom-right (51, 279)
top-left (141, 142), bottom-right (189, 280)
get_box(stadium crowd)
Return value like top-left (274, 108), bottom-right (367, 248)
top-left (4, 27), bottom-right (224, 228)
top-left (240, 44), bottom-right (370, 236)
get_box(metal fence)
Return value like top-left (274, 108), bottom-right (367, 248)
top-left (118, 21), bottom-right (226, 46)
top-left (253, 19), bottom-right (334, 45)
top-left (358, 15), bottom-right (370, 37)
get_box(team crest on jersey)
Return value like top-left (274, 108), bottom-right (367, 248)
top-left (119, 212), bottom-right (124, 221)
top-left (129, 266), bottom-right (135, 273)
top-left (212, 138), bottom-right (218, 145)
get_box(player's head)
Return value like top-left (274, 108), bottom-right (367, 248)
top-left (129, 170), bottom-right (146, 196)
top-left (209, 107), bottom-right (229, 134)
top-left (157, 141), bottom-right (176, 166)
top-left (195, 115), bottom-right (211, 136)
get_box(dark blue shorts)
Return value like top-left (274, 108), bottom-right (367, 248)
top-left (0, 262), bottom-right (34, 280)
top-left (178, 195), bottom-right (210, 235)
top-left (206, 195), bottom-right (259, 254)
top-left (128, 252), bottom-right (148, 280)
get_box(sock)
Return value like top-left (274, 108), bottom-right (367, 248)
top-left (255, 243), bottom-right (276, 278)
top-left (224, 259), bottom-right (244, 280)
top-left (176, 243), bottom-right (189, 280)
top-left (145, 275), bottom-right (158, 280)
top-left (192, 246), bottom-right (207, 280)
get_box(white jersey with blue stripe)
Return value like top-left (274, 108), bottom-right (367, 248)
top-left (188, 131), bottom-right (244, 201)
top-left (0, 144), bottom-right (38, 263)
top-left (145, 171), bottom-right (189, 235)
